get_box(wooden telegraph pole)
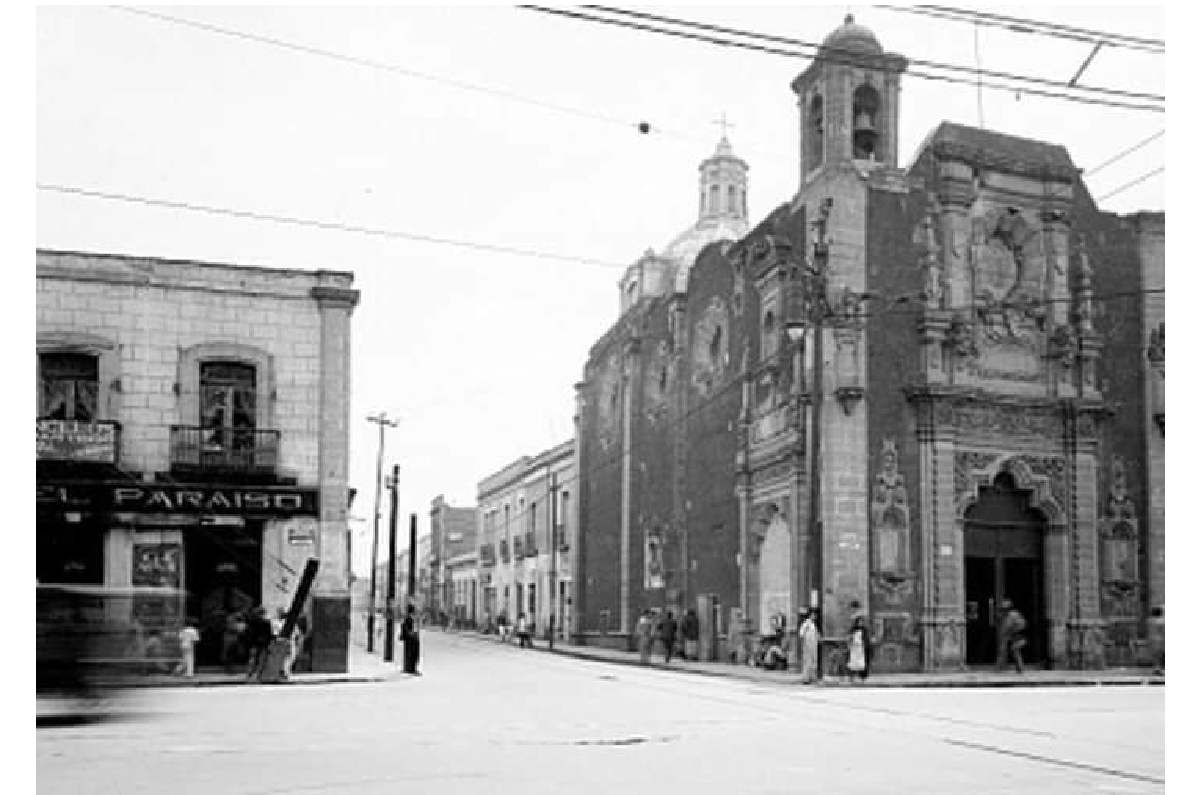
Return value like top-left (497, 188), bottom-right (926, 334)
top-left (549, 471), bottom-right (559, 650)
top-left (383, 465), bottom-right (399, 663)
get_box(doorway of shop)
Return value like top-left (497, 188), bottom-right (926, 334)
top-left (963, 472), bottom-right (1046, 667)
top-left (184, 522), bottom-right (263, 668)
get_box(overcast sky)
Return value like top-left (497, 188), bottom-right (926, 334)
top-left (34, 4), bottom-right (1165, 575)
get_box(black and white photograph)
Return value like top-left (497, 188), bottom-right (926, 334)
top-left (25, 3), bottom-right (1174, 793)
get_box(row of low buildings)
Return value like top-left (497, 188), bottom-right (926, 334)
top-left (418, 15), bottom-right (1165, 672)
top-left (37, 249), bottom-right (360, 672)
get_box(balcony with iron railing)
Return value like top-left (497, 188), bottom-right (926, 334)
top-left (479, 543), bottom-right (496, 567)
top-left (37, 418), bottom-right (122, 466)
top-left (169, 425), bottom-right (280, 479)
top-left (523, 531), bottom-right (537, 557)
top-left (499, 539), bottom-right (510, 563)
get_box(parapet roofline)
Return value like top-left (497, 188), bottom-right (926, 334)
top-left (37, 247), bottom-right (355, 282)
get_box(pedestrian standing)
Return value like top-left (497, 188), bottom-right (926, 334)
top-left (636, 610), bottom-right (654, 665)
top-left (681, 609), bottom-right (700, 661)
top-left (798, 610), bottom-right (821, 684)
top-left (660, 610), bottom-right (678, 664)
top-left (245, 606), bottom-right (273, 681)
top-left (847, 615), bottom-right (868, 682)
top-left (177, 619), bottom-right (200, 677)
top-left (517, 613), bottom-right (532, 648)
top-left (401, 604), bottom-right (421, 675)
top-left (997, 599), bottom-right (1027, 673)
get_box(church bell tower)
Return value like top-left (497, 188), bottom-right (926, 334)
top-left (791, 15), bottom-right (908, 187)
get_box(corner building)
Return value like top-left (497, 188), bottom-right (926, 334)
top-left (574, 16), bottom-right (1164, 671)
top-left (36, 249), bottom-right (359, 672)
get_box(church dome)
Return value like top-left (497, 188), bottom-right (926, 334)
top-left (820, 14), bottom-right (882, 57)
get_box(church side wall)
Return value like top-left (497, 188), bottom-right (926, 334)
top-left (865, 183), bottom-right (925, 672)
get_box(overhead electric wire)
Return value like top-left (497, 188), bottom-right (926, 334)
top-left (583, 5), bottom-right (1163, 103)
top-left (878, 4), bottom-right (1166, 54)
top-left (521, 6), bottom-right (1162, 113)
top-left (876, 4), bottom-right (1164, 54)
top-left (113, 5), bottom-right (658, 137)
top-left (1094, 166), bottom-right (1165, 202)
top-left (1084, 130), bottom-right (1164, 176)
top-left (37, 183), bottom-right (628, 269)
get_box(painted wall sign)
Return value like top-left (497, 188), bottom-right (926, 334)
top-left (37, 419), bottom-right (118, 464)
top-left (36, 482), bottom-right (319, 516)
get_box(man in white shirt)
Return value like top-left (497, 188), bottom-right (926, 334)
top-left (177, 621), bottom-right (201, 677)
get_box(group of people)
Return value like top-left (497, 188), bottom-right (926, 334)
top-left (635, 608), bottom-right (702, 665)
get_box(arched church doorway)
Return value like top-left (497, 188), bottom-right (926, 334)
top-left (759, 514), bottom-right (790, 632)
top-left (963, 472), bottom-right (1046, 667)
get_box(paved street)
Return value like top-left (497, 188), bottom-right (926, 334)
top-left (37, 631), bottom-right (1164, 795)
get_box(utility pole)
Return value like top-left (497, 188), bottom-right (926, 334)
top-left (549, 471), bottom-right (559, 650)
top-left (407, 514), bottom-right (418, 613)
top-left (366, 412), bottom-right (398, 653)
top-left (384, 465), bottom-right (399, 663)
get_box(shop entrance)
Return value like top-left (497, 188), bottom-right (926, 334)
top-left (963, 473), bottom-right (1046, 667)
top-left (184, 522), bottom-right (263, 668)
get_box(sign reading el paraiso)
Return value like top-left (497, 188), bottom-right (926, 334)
top-left (37, 483), bottom-right (319, 516)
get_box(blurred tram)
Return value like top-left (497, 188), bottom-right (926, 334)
top-left (37, 583), bottom-right (185, 721)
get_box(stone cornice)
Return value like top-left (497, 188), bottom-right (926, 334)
top-left (310, 285), bottom-right (360, 309)
top-left (931, 141), bottom-right (1078, 183)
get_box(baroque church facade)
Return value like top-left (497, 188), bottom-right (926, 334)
top-left (572, 16), bottom-right (1164, 672)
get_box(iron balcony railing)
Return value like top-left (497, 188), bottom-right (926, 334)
top-left (37, 418), bottom-right (121, 465)
top-left (169, 425), bottom-right (280, 475)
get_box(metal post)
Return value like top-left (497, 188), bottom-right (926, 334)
top-left (365, 413), bottom-right (398, 652)
top-left (384, 465), bottom-right (399, 662)
top-left (809, 199), bottom-right (832, 635)
top-left (408, 514), bottom-right (418, 610)
top-left (549, 471), bottom-right (559, 649)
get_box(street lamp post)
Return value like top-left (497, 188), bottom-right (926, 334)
top-left (785, 198), bottom-right (832, 628)
top-left (366, 412), bottom-right (399, 653)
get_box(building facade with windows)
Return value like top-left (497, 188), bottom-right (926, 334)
top-left (36, 249), bottom-right (359, 672)
top-left (475, 440), bottom-right (576, 638)
top-left (428, 495), bottom-right (478, 623)
top-left (574, 16), bottom-right (1165, 671)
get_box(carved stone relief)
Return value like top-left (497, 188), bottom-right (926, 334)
top-left (692, 297), bottom-right (731, 396)
top-left (871, 439), bottom-right (910, 574)
top-left (1099, 457), bottom-right (1140, 618)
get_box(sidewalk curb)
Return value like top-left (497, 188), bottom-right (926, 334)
top-left (451, 630), bottom-right (1164, 688)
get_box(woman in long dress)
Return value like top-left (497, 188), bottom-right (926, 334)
top-left (799, 610), bottom-right (821, 683)
top-left (847, 615), bottom-right (868, 681)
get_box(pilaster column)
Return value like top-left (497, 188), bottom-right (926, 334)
top-left (309, 278), bottom-right (359, 673)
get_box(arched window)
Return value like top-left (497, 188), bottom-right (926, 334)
top-left (709, 184), bottom-right (719, 215)
top-left (699, 188), bottom-right (706, 215)
top-left (808, 94), bottom-right (825, 170)
top-left (762, 310), bottom-right (777, 360)
top-left (727, 185), bottom-right (736, 214)
top-left (852, 84), bottom-right (881, 161)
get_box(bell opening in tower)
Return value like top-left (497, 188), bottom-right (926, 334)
top-left (852, 84), bottom-right (880, 161)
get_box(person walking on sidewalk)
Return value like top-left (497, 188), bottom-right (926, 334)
top-left (660, 610), bottom-right (678, 664)
top-left (636, 610), bottom-right (654, 665)
top-left (997, 599), bottom-right (1027, 673)
top-left (847, 614), bottom-right (868, 682)
top-left (681, 609), bottom-right (700, 661)
top-left (401, 604), bottom-right (421, 675)
top-left (798, 609), bottom-right (821, 684)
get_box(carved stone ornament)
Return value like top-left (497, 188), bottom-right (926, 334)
top-left (953, 402), bottom-right (1057, 439)
top-left (691, 297), bottom-right (731, 396)
top-left (945, 312), bottom-right (979, 359)
top-left (954, 451), bottom-right (1000, 498)
top-left (1050, 324), bottom-right (1079, 372)
top-left (871, 439), bottom-right (910, 573)
top-left (913, 197), bottom-right (945, 307)
top-left (955, 451), bottom-right (1066, 525)
top-left (1107, 457), bottom-right (1136, 520)
top-left (969, 206), bottom-right (1047, 347)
